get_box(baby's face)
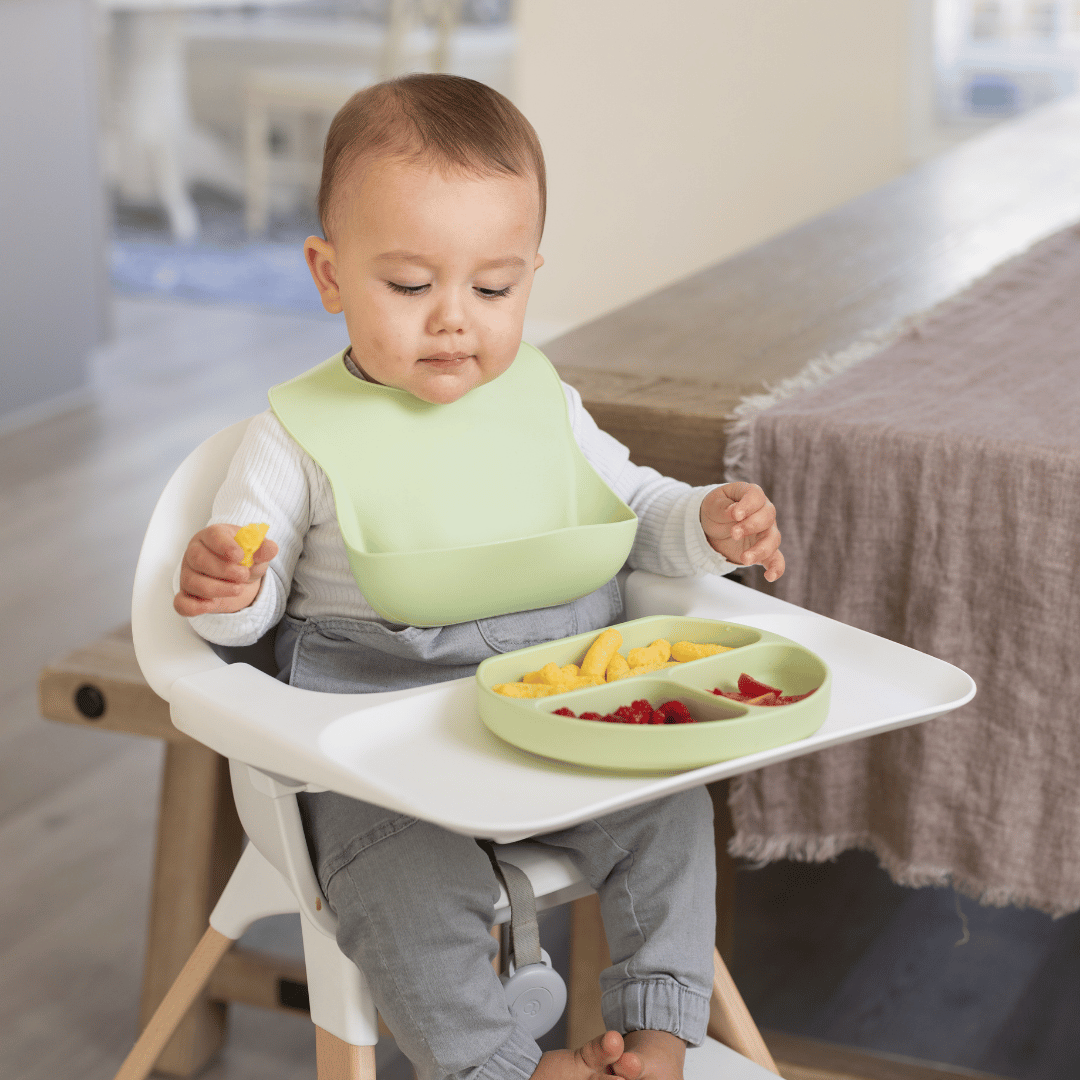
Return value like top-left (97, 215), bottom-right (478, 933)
top-left (306, 157), bottom-right (543, 405)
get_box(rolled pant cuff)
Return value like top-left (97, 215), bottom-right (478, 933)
top-left (602, 978), bottom-right (712, 1047)
top-left (464, 1024), bottom-right (543, 1080)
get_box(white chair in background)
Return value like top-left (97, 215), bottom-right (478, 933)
top-left (111, 416), bottom-right (781, 1079)
top-left (243, 0), bottom-right (465, 235)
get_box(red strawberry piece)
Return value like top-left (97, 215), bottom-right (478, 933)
top-left (713, 688), bottom-right (749, 702)
top-left (553, 707), bottom-right (576, 717)
top-left (650, 709), bottom-right (666, 724)
top-left (614, 705), bottom-right (636, 724)
top-left (738, 673), bottom-right (781, 698)
top-left (580, 711), bottom-right (603, 721)
top-left (777, 689), bottom-right (816, 704)
top-left (630, 699), bottom-right (654, 724)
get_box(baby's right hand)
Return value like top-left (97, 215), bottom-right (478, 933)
top-left (173, 524), bottom-right (278, 617)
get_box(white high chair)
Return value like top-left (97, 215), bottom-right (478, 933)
top-left (114, 417), bottom-right (782, 1080)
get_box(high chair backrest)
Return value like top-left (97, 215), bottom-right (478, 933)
top-left (131, 416), bottom-right (340, 936)
top-left (131, 419), bottom-right (251, 702)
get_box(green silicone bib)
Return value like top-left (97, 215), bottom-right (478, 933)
top-left (268, 343), bottom-right (638, 626)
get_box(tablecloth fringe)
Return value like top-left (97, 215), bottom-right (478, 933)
top-left (722, 319), bottom-right (911, 485)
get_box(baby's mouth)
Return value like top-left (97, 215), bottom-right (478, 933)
top-left (421, 352), bottom-right (473, 363)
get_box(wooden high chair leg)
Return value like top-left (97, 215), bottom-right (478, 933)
top-left (113, 926), bottom-right (234, 1080)
top-left (707, 948), bottom-right (779, 1075)
top-left (315, 1027), bottom-right (376, 1080)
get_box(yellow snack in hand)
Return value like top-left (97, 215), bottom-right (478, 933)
top-left (670, 641), bottom-right (732, 663)
top-left (627, 639), bottom-right (671, 668)
top-left (606, 653), bottom-right (630, 682)
top-left (234, 522), bottom-right (269, 567)
top-left (580, 628), bottom-right (622, 677)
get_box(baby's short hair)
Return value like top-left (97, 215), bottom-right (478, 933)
top-left (318, 73), bottom-right (546, 240)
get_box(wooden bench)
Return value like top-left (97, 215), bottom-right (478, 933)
top-left (40, 92), bottom-right (1080, 1080)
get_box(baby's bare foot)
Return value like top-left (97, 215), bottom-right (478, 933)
top-left (532, 1030), bottom-right (640, 1080)
top-left (611, 1030), bottom-right (685, 1080)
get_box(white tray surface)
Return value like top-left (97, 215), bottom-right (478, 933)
top-left (170, 572), bottom-right (974, 843)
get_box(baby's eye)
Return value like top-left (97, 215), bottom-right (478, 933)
top-left (475, 285), bottom-right (513, 299)
top-left (386, 281), bottom-right (429, 296)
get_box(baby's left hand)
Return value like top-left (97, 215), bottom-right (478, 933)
top-left (700, 482), bottom-right (785, 582)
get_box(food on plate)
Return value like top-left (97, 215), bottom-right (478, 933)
top-left (492, 627), bottom-right (747, 696)
top-left (605, 653), bottom-right (631, 682)
top-left (233, 522), bottom-right (269, 567)
top-left (627, 639), bottom-right (671, 668)
top-left (670, 641), bottom-right (732, 662)
top-left (552, 698), bottom-right (696, 725)
top-left (711, 672), bottom-right (816, 706)
top-left (580, 628), bottom-right (623, 677)
top-left (523, 662), bottom-right (580, 685)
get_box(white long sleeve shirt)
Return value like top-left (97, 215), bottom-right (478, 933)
top-left (186, 380), bottom-right (739, 647)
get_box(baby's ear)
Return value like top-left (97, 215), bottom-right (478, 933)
top-left (305, 236), bottom-right (343, 314)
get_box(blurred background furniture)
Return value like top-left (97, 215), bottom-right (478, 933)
top-left (242, 0), bottom-right (464, 235)
top-left (101, 0), bottom-right (303, 242)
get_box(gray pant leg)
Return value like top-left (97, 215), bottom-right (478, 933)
top-left (301, 792), bottom-right (543, 1080)
top-left (536, 786), bottom-right (716, 1045)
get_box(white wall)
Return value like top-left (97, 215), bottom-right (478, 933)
top-left (514, 0), bottom-right (920, 331)
top-left (0, 0), bottom-right (109, 429)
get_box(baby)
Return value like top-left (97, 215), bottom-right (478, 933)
top-left (175, 74), bottom-right (783, 1080)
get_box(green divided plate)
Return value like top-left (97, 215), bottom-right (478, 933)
top-left (476, 616), bottom-right (831, 772)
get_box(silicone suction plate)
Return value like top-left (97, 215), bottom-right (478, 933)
top-left (476, 616), bottom-right (831, 772)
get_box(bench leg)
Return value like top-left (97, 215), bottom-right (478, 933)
top-left (137, 742), bottom-right (244, 1075)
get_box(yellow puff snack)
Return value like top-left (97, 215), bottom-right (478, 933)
top-left (493, 682), bottom-right (559, 698)
top-left (670, 641), bottom-right (732, 662)
top-left (627, 639), bottom-right (671, 668)
top-left (234, 522), bottom-right (269, 567)
top-left (523, 662), bottom-right (564, 684)
top-left (523, 662), bottom-right (584, 685)
top-left (493, 674), bottom-right (602, 698)
top-left (627, 659), bottom-right (665, 677)
top-left (560, 674), bottom-right (605, 690)
top-left (580, 628), bottom-right (622, 677)
top-left (605, 653), bottom-right (631, 682)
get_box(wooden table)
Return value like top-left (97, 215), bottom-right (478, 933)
top-left (40, 91), bottom-right (1080, 1080)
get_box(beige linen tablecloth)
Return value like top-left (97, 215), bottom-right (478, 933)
top-left (723, 223), bottom-right (1080, 915)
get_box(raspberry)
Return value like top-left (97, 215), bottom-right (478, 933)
top-left (658, 700), bottom-right (694, 724)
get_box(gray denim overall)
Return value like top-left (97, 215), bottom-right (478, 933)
top-left (275, 579), bottom-right (716, 1080)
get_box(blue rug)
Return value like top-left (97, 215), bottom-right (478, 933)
top-left (111, 240), bottom-right (330, 315)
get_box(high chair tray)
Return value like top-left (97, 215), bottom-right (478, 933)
top-left (476, 616), bottom-right (830, 771)
top-left (168, 571), bottom-right (975, 843)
